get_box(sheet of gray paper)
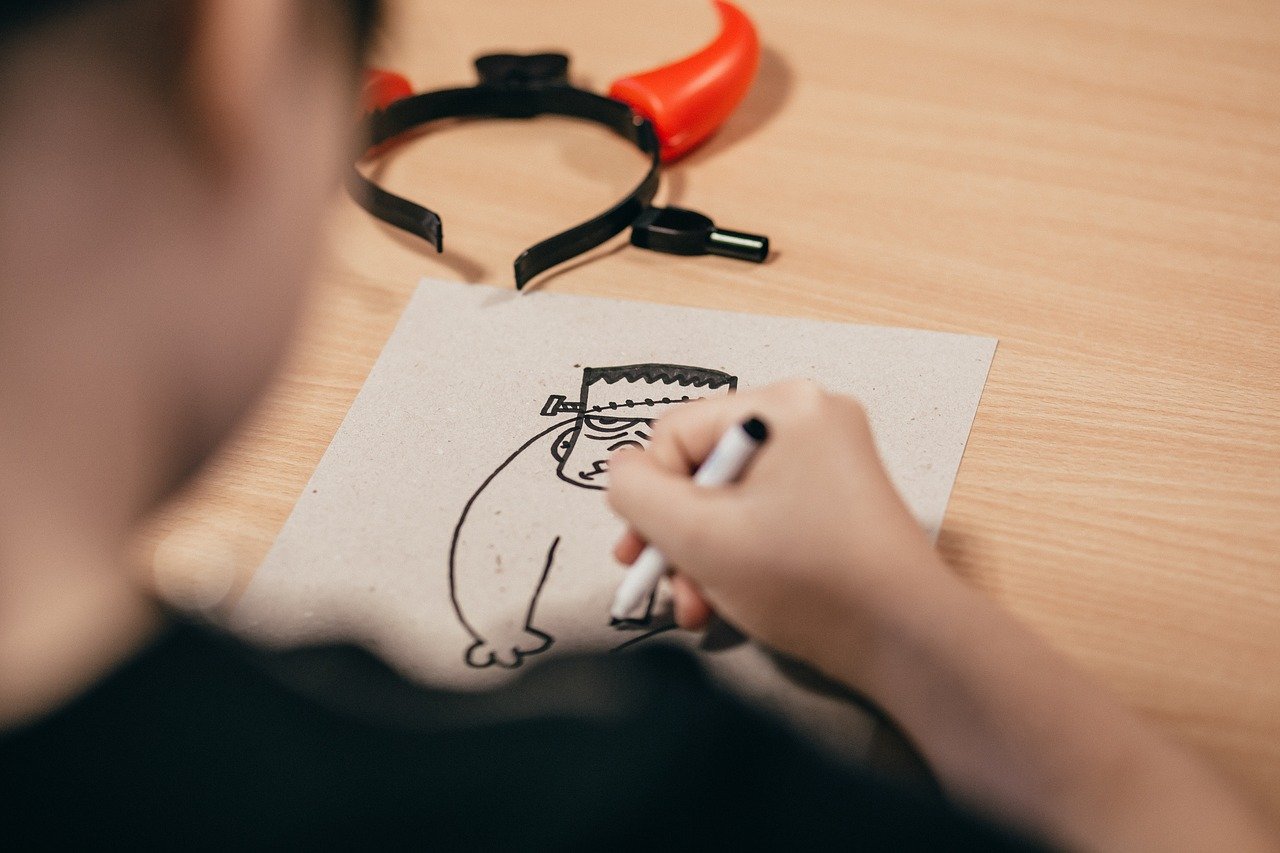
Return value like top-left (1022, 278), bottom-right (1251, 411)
top-left (232, 278), bottom-right (996, 762)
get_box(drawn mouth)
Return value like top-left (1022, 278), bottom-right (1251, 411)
top-left (579, 459), bottom-right (609, 481)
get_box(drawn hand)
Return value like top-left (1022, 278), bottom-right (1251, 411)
top-left (465, 628), bottom-right (552, 668)
top-left (606, 380), bottom-right (947, 680)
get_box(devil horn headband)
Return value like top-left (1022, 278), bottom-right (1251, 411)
top-left (352, 1), bottom-right (770, 289)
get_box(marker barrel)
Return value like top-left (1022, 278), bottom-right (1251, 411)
top-left (609, 417), bottom-right (767, 621)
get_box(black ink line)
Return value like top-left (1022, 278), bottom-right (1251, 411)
top-left (584, 364), bottom-right (737, 391)
top-left (610, 624), bottom-right (678, 653)
top-left (448, 417), bottom-right (577, 654)
top-left (577, 459), bottom-right (610, 482)
top-left (523, 536), bottom-right (559, 635)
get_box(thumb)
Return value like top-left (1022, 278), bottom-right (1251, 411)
top-left (606, 450), bottom-right (730, 566)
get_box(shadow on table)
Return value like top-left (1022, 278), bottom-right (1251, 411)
top-left (677, 43), bottom-right (795, 169)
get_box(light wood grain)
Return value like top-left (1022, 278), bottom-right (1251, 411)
top-left (137, 0), bottom-right (1280, 816)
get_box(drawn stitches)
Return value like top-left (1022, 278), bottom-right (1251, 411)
top-left (448, 364), bottom-right (738, 668)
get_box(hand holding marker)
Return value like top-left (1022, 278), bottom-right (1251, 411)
top-left (610, 416), bottom-right (770, 622)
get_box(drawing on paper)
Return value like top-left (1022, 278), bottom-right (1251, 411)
top-left (448, 364), bottom-right (738, 668)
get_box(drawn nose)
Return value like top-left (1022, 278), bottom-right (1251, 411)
top-left (579, 459), bottom-right (610, 481)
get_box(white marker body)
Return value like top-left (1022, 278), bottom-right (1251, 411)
top-left (609, 422), bottom-right (763, 622)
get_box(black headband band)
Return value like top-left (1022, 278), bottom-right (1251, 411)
top-left (351, 54), bottom-right (768, 289)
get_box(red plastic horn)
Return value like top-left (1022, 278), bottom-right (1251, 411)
top-left (361, 69), bottom-right (412, 114)
top-left (608, 0), bottom-right (760, 163)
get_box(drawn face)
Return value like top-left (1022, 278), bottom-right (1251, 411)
top-left (552, 414), bottom-right (653, 490)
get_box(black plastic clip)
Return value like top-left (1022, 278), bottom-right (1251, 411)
top-left (475, 53), bottom-right (570, 90)
top-left (629, 206), bottom-right (769, 264)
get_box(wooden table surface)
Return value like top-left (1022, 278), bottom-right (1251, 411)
top-left (139, 0), bottom-right (1280, 817)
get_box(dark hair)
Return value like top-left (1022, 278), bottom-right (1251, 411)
top-left (1, 1), bottom-right (86, 37)
top-left (345, 0), bottom-right (382, 57)
top-left (2, 0), bottom-right (382, 57)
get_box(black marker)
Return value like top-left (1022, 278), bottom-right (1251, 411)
top-left (610, 416), bottom-right (769, 621)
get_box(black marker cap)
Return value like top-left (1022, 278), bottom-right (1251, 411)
top-left (630, 206), bottom-right (770, 264)
top-left (743, 416), bottom-right (768, 442)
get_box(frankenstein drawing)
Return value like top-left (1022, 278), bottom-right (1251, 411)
top-left (448, 364), bottom-right (738, 668)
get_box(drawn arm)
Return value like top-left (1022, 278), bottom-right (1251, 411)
top-left (448, 421), bottom-right (572, 668)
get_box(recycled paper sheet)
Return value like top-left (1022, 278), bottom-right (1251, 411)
top-left (234, 278), bottom-right (996, 760)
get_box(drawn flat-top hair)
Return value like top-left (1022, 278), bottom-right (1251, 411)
top-left (543, 363), bottom-right (738, 490)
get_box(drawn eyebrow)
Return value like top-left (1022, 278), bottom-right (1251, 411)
top-left (583, 417), bottom-right (645, 430)
top-left (585, 415), bottom-right (621, 424)
top-left (585, 431), bottom-right (632, 442)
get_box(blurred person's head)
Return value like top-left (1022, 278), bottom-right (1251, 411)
top-left (0, 0), bottom-right (381, 724)
top-left (0, 0), bottom-right (379, 518)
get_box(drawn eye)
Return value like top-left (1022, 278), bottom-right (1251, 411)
top-left (550, 426), bottom-right (579, 463)
top-left (582, 416), bottom-right (649, 437)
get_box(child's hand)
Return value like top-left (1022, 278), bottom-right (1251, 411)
top-left (607, 380), bottom-right (950, 679)
top-left (612, 381), bottom-right (1280, 853)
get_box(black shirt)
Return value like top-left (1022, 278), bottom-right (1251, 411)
top-left (1, 619), bottom-right (1042, 850)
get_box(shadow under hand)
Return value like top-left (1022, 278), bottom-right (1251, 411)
top-left (936, 526), bottom-right (989, 588)
top-left (697, 616), bottom-right (939, 791)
